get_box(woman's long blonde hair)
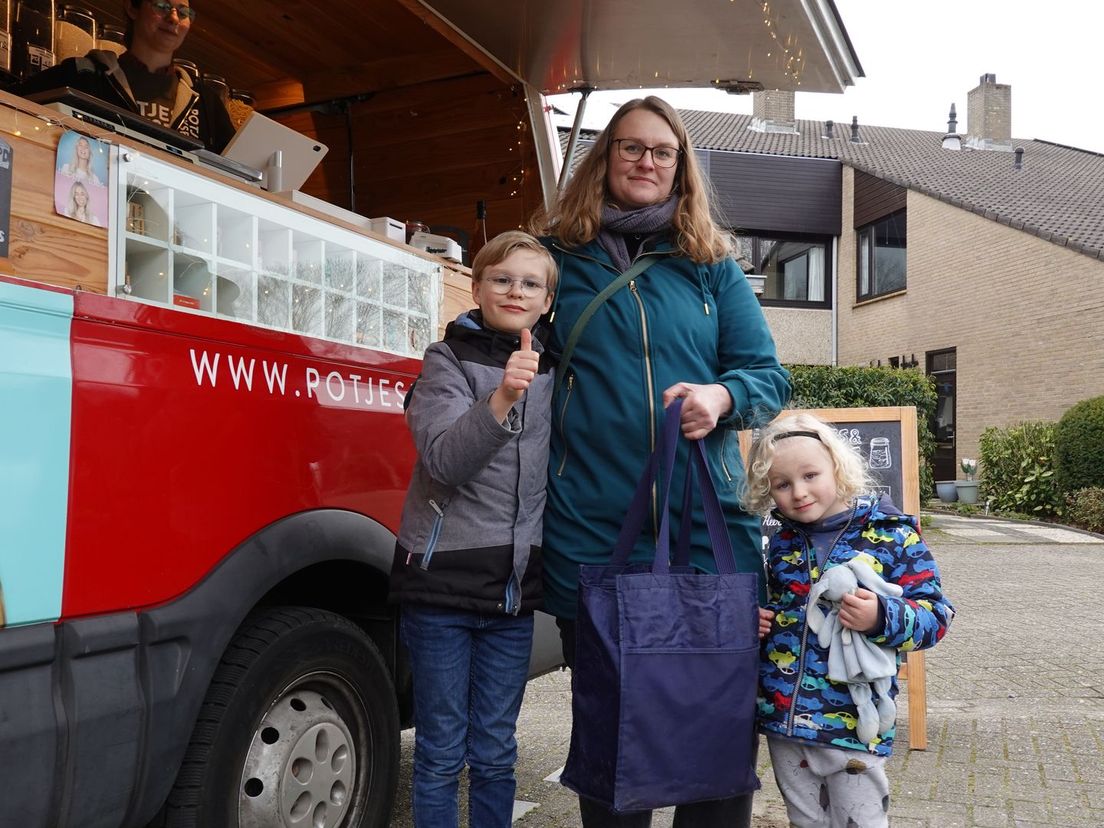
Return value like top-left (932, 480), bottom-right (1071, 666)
top-left (529, 96), bottom-right (732, 264)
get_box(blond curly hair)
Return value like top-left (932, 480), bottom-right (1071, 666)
top-left (528, 96), bottom-right (733, 264)
top-left (742, 412), bottom-right (875, 515)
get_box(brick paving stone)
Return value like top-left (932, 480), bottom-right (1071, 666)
top-left (1009, 799), bottom-right (1051, 822)
top-left (1084, 785), bottom-right (1104, 808)
top-left (972, 803), bottom-right (1013, 826)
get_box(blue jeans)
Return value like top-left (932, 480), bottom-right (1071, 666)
top-left (401, 604), bottom-right (534, 828)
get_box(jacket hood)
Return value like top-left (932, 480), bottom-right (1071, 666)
top-left (445, 309), bottom-right (546, 356)
top-left (773, 493), bottom-right (915, 534)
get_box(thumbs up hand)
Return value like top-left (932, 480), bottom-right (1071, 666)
top-left (490, 328), bottom-right (539, 422)
top-left (500, 328), bottom-right (539, 402)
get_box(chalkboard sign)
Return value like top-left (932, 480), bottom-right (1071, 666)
top-left (740, 406), bottom-right (920, 543)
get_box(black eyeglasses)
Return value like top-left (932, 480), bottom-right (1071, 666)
top-left (611, 139), bottom-right (682, 168)
top-left (484, 276), bottom-right (549, 297)
top-left (148, 0), bottom-right (196, 21)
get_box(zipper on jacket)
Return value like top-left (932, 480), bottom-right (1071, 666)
top-left (555, 374), bottom-right (575, 476)
top-left (719, 429), bottom-right (734, 483)
top-left (418, 499), bottom-right (447, 570)
top-left (629, 279), bottom-right (659, 533)
top-left (784, 509), bottom-right (856, 737)
top-left (506, 401), bottom-right (524, 615)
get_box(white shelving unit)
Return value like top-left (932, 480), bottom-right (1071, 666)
top-left (113, 152), bottom-right (441, 358)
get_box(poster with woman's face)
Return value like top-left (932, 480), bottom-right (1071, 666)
top-left (54, 130), bottom-right (109, 228)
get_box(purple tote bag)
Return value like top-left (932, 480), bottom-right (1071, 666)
top-left (560, 400), bottom-right (761, 813)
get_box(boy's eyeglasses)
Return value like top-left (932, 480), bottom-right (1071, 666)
top-left (148, 0), bottom-right (196, 21)
top-left (484, 276), bottom-right (549, 297)
top-left (611, 139), bottom-right (682, 168)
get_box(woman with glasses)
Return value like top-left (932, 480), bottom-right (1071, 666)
top-left (529, 96), bottom-right (790, 827)
top-left (14, 0), bottom-right (235, 152)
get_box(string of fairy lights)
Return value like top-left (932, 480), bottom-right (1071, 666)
top-left (544, 0), bottom-right (807, 95)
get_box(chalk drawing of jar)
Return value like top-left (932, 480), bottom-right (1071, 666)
top-left (868, 437), bottom-right (892, 470)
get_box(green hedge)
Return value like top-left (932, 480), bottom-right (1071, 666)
top-left (786, 365), bottom-right (937, 500)
top-left (1054, 396), bottom-right (1104, 493)
top-left (1066, 487), bottom-right (1104, 534)
top-left (977, 420), bottom-right (1062, 517)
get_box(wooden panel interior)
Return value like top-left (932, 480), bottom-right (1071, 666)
top-left (74, 0), bottom-right (543, 244)
top-left (0, 102), bottom-right (109, 292)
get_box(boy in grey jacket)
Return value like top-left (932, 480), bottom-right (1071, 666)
top-left (391, 231), bottom-right (556, 828)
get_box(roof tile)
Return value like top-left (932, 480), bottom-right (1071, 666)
top-left (561, 109), bottom-right (1104, 259)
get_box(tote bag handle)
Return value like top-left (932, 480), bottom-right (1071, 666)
top-left (610, 397), bottom-right (684, 567)
top-left (611, 399), bottom-right (737, 576)
top-left (656, 437), bottom-right (737, 575)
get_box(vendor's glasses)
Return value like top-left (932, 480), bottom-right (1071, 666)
top-left (148, 0), bottom-right (196, 21)
top-left (484, 276), bottom-right (549, 297)
top-left (611, 139), bottom-right (682, 168)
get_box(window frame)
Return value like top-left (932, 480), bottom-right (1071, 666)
top-left (734, 231), bottom-right (833, 309)
top-left (856, 209), bottom-right (907, 301)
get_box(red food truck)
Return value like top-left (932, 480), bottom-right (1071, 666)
top-left (0, 3), bottom-right (860, 827)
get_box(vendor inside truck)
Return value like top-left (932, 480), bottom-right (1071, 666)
top-left (12, 0), bottom-right (235, 151)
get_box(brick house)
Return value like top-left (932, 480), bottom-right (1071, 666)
top-left (563, 75), bottom-right (1104, 480)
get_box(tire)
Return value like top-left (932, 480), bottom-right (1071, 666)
top-left (160, 606), bottom-right (400, 828)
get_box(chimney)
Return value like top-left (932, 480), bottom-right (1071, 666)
top-left (966, 73), bottom-right (1012, 151)
top-left (1014, 147), bottom-right (1024, 169)
top-left (749, 89), bottom-right (797, 134)
top-left (942, 103), bottom-right (961, 150)
top-left (824, 119), bottom-right (834, 139)
top-left (850, 115), bottom-right (861, 143)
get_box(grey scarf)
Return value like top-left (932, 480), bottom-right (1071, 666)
top-left (597, 197), bottom-right (678, 272)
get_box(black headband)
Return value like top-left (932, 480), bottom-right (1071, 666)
top-left (774, 430), bottom-right (821, 442)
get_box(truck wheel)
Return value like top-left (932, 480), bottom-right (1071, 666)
top-left (162, 606), bottom-right (399, 828)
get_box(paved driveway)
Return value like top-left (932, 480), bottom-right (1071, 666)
top-left (392, 513), bottom-right (1104, 827)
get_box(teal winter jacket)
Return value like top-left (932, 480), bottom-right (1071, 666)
top-left (540, 237), bottom-right (790, 619)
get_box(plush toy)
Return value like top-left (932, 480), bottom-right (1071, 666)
top-left (806, 555), bottom-right (903, 746)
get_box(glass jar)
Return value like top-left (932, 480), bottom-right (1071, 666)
top-left (172, 57), bottom-right (199, 83)
top-left (203, 72), bottom-right (230, 104)
top-left (54, 4), bottom-right (94, 61)
top-left (227, 88), bottom-right (255, 130)
top-left (12, 0), bottom-right (55, 80)
top-left (95, 21), bottom-right (123, 55)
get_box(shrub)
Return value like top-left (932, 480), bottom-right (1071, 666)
top-left (787, 365), bottom-right (937, 500)
top-left (1065, 487), bottom-right (1104, 534)
top-left (977, 421), bottom-right (1062, 517)
top-left (1054, 396), bottom-right (1104, 493)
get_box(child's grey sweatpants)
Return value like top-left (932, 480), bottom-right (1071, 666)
top-left (767, 735), bottom-right (890, 828)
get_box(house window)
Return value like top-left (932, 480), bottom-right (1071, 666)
top-left (857, 211), bottom-right (906, 300)
top-left (734, 235), bottom-right (830, 307)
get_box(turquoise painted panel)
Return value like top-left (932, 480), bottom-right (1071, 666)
top-left (0, 281), bottom-right (73, 626)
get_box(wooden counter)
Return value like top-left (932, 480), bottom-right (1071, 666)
top-left (0, 90), bottom-right (473, 338)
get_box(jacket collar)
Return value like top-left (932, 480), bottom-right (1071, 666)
top-left (444, 309), bottom-right (545, 357)
top-left (773, 494), bottom-right (878, 533)
top-left (551, 235), bottom-right (677, 268)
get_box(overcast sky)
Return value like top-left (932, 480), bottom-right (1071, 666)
top-left (548, 0), bottom-right (1104, 154)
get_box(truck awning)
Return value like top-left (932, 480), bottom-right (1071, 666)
top-left (416, 0), bottom-right (863, 95)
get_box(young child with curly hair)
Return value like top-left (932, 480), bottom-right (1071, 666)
top-left (744, 412), bottom-right (954, 828)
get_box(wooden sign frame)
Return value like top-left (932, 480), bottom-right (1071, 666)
top-left (740, 406), bottom-right (928, 750)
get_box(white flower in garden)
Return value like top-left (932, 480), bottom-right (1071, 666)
top-left (960, 458), bottom-right (978, 480)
